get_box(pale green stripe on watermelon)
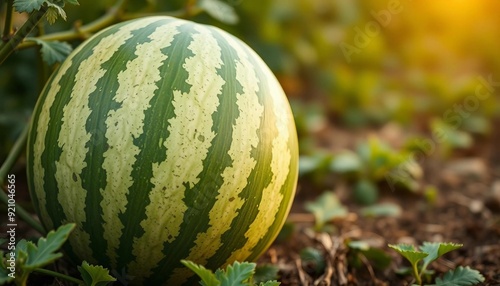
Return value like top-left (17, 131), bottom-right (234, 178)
top-left (101, 20), bottom-right (181, 269)
top-left (54, 17), bottom-right (161, 264)
top-left (167, 27), bottom-right (265, 285)
top-left (224, 33), bottom-right (293, 264)
top-left (31, 59), bottom-right (75, 233)
top-left (128, 24), bottom-right (225, 280)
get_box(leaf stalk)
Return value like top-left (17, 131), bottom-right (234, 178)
top-left (34, 268), bottom-right (84, 284)
top-left (2, 0), bottom-right (14, 41)
top-left (0, 5), bottom-right (48, 64)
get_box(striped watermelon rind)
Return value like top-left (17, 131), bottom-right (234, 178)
top-left (27, 16), bottom-right (298, 285)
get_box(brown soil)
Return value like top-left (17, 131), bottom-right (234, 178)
top-left (258, 122), bottom-right (500, 285)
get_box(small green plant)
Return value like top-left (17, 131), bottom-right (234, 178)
top-left (299, 136), bottom-right (423, 205)
top-left (389, 242), bottom-right (484, 286)
top-left (304, 191), bottom-right (348, 232)
top-left (181, 260), bottom-right (280, 286)
top-left (0, 224), bottom-right (116, 286)
top-left (299, 247), bottom-right (326, 275)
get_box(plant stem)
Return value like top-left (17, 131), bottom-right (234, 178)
top-left (0, 124), bottom-right (46, 235)
top-left (18, 2), bottom-right (201, 50)
top-left (34, 268), bottom-right (84, 284)
top-left (16, 272), bottom-right (29, 286)
top-left (18, 0), bottom-right (127, 50)
top-left (0, 5), bottom-right (48, 64)
top-left (412, 262), bottom-right (422, 285)
top-left (0, 124), bottom-right (29, 181)
top-left (36, 19), bottom-right (50, 93)
top-left (0, 190), bottom-right (46, 234)
top-left (2, 0), bottom-right (14, 41)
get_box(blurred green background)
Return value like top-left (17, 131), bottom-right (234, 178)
top-left (1, 0), bottom-right (499, 168)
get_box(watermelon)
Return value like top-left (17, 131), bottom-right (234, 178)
top-left (26, 16), bottom-right (298, 285)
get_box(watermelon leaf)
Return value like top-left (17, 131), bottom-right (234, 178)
top-left (420, 242), bottom-right (463, 271)
top-left (181, 260), bottom-right (220, 286)
top-left (15, 239), bottom-right (29, 264)
top-left (360, 203), bottom-right (402, 217)
top-left (24, 223), bottom-right (75, 269)
top-left (14, 0), bottom-right (77, 23)
top-left (388, 244), bottom-right (428, 266)
top-left (13, 0), bottom-right (46, 13)
top-left (389, 244), bottom-right (429, 267)
top-left (45, 2), bottom-right (67, 23)
top-left (300, 247), bottom-right (325, 274)
top-left (330, 151), bottom-right (362, 174)
top-left (0, 249), bottom-right (14, 284)
top-left (27, 38), bottom-right (73, 65)
top-left (78, 261), bottom-right (117, 286)
top-left (218, 261), bottom-right (255, 286)
top-left (430, 266), bottom-right (485, 286)
top-left (390, 243), bottom-right (483, 286)
top-left (198, 0), bottom-right (239, 25)
top-left (389, 244), bottom-right (428, 285)
top-left (305, 191), bottom-right (348, 230)
top-left (183, 260), bottom-right (281, 286)
top-left (0, 266), bottom-right (14, 284)
top-left (258, 282), bottom-right (280, 286)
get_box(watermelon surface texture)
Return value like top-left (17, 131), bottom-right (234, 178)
top-left (26, 16), bottom-right (298, 285)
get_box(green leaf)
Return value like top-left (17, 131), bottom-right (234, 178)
top-left (353, 179), bottom-right (378, 205)
top-left (28, 38), bottom-right (73, 65)
top-left (258, 281), bottom-right (280, 286)
top-left (0, 268), bottom-right (14, 284)
top-left (300, 247), bottom-right (325, 274)
top-left (15, 239), bottom-right (28, 264)
top-left (45, 2), bottom-right (67, 23)
top-left (347, 241), bottom-right (370, 251)
top-left (181, 260), bottom-right (220, 286)
top-left (182, 260), bottom-right (278, 286)
top-left (253, 264), bottom-right (279, 284)
top-left (0, 250), bottom-right (15, 284)
top-left (330, 151), bottom-right (362, 174)
top-left (436, 243), bottom-right (463, 257)
top-left (360, 203), bottom-right (402, 217)
top-left (13, 0), bottom-right (46, 13)
top-left (431, 119), bottom-right (473, 150)
top-left (431, 266), bottom-right (485, 286)
top-left (219, 261), bottom-right (256, 286)
top-left (198, 0), bottom-right (239, 24)
top-left (298, 153), bottom-right (334, 179)
top-left (45, 6), bottom-right (60, 24)
top-left (78, 261), bottom-right (116, 286)
top-left (305, 191), bottom-right (348, 229)
top-left (388, 244), bottom-right (428, 266)
top-left (420, 242), bottom-right (462, 271)
top-left (24, 224), bottom-right (75, 269)
top-left (462, 115), bottom-right (490, 135)
top-left (64, 0), bottom-right (79, 4)
top-left (299, 155), bottom-right (327, 176)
